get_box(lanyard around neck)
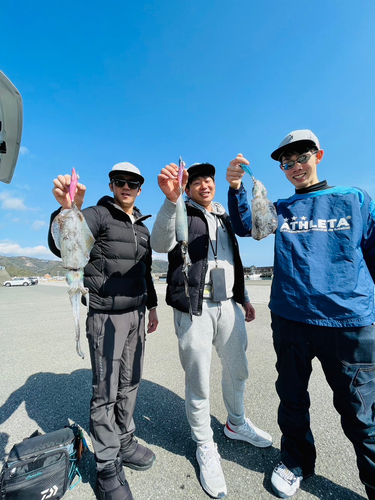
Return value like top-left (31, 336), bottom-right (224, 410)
top-left (208, 217), bottom-right (219, 266)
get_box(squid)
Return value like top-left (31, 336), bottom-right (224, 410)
top-left (175, 157), bottom-right (192, 320)
top-left (51, 168), bottom-right (95, 358)
top-left (240, 164), bottom-right (278, 241)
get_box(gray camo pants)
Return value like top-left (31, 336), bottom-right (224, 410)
top-left (86, 306), bottom-right (146, 469)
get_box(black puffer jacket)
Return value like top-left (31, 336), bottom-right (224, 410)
top-left (48, 196), bottom-right (157, 312)
top-left (166, 202), bottom-right (245, 315)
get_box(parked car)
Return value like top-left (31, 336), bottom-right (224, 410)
top-left (3, 277), bottom-right (33, 287)
top-left (28, 277), bottom-right (39, 285)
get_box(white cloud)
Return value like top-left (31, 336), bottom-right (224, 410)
top-left (0, 192), bottom-right (27, 210)
top-left (0, 243), bottom-right (58, 260)
top-left (31, 220), bottom-right (47, 231)
top-left (19, 146), bottom-right (30, 155)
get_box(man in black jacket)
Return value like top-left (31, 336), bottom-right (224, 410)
top-left (151, 162), bottom-right (272, 499)
top-left (49, 162), bottom-right (158, 500)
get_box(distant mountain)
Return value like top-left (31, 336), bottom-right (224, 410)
top-left (0, 255), bottom-right (64, 277)
top-left (0, 255), bottom-right (168, 277)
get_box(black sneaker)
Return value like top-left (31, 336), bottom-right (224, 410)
top-left (120, 436), bottom-right (155, 471)
top-left (95, 457), bottom-right (134, 500)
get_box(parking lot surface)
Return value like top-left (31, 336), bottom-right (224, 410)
top-left (0, 282), bottom-right (368, 499)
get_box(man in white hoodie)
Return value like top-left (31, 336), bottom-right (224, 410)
top-left (151, 161), bottom-right (272, 499)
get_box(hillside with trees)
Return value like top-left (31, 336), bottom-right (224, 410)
top-left (0, 255), bottom-right (168, 277)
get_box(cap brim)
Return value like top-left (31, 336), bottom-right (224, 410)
top-left (271, 140), bottom-right (318, 161)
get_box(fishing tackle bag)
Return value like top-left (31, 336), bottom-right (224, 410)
top-left (0, 424), bottom-right (83, 500)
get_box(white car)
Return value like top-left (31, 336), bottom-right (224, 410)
top-left (3, 277), bottom-right (33, 287)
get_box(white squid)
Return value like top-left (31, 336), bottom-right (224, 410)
top-left (240, 164), bottom-right (278, 241)
top-left (51, 168), bottom-right (95, 358)
top-left (176, 157), bottom-right (192, 320)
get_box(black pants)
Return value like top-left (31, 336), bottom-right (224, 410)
top-left (271, 312), bottom-right (375, 492)
top-left (87, 306), bottom-right (146, 468)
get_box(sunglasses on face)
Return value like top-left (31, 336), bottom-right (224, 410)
top-left (280, 151), bottom-right (318, 171)
top-left (112, 178), bottom-right (141, 189)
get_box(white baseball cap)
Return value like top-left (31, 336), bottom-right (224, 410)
top-left (271, 130), bottom-right (320, 161)
top-left (108, 162), bottom-right (144, 184)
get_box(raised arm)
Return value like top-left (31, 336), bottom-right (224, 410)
top-left (48, 173), bottom-right (98, 257)
top-left (150, 163), bottom-right (189, 253)
top-left (226, 153), bottom-right (247, 190)
top-left (52, 173), bottom-right (86, 210)
top-left (226, 155), bottom-right (253, 237)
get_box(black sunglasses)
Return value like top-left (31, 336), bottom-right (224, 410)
top-left (112, 178), bottom-right (141, 189)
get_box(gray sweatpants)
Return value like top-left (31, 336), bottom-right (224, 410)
top-left (173, 298), bottom-right (249, 445)
top-left (86, 306), bottom-right (146, 469)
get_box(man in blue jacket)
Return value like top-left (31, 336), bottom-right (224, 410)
top-left (226, 130), bottom-right (375, 500)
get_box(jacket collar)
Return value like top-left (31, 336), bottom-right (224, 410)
top-left (186, 198), bottom-right (226, 216)
top-left (97, 195), bottom-right (151, 222)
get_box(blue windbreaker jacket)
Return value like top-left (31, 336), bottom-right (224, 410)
top-left (228, 184), bottom-right (375, 327)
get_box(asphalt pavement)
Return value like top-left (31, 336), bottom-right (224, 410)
top-left (0, 281), bottom-right (368, 499)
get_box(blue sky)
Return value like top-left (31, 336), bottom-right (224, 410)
top-left (1, 0), bottom-right (375, 266)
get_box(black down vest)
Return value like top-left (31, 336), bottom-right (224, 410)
top-left (166, 202), bottom-right (245, 315)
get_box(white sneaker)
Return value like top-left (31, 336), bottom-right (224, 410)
top-left (196, 442), bottom-right (227, 499)
top-left (271, 462), bottom-right (302, 498)
top-left (224, 417), bottom-right (273, 448)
